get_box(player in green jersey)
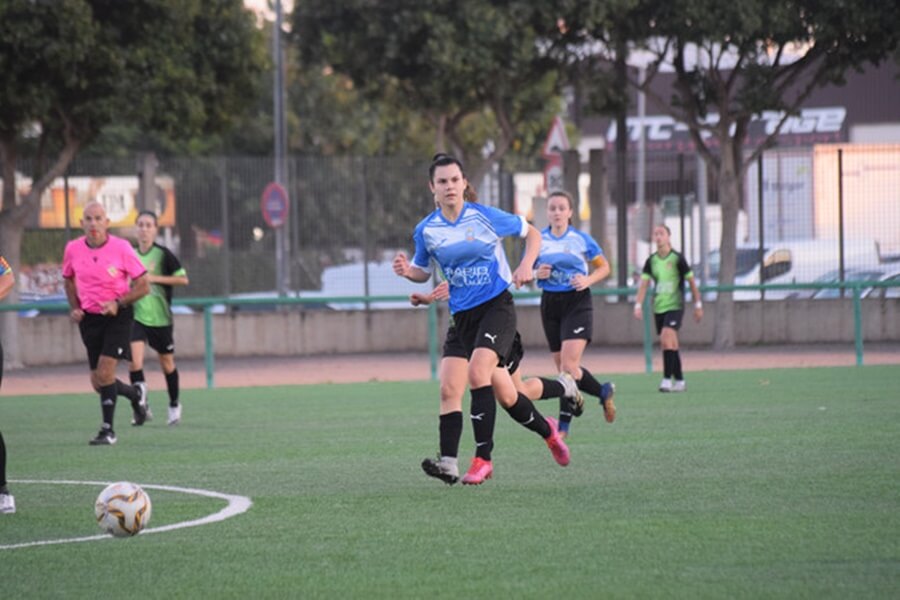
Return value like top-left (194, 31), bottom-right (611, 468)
top-left (129, 210), bottom-right (189, 425)
top-left (633, 225), bottom-right (703, 392)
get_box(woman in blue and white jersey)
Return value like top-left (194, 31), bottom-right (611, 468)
top-left (393, 154), bottom-right (571, 485)
top-left (535, 190), bottom-right (616, 436)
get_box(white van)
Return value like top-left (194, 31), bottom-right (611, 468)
top-left (707, 239), bottom-right (880, 300)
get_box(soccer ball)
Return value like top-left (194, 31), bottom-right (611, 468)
top-left (95, 482), bottom-right (152, 537)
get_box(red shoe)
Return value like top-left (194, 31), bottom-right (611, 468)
top-left (544, 417), bottom-right (570, 466)
top-left (461, 457), bottom-right (493, 485)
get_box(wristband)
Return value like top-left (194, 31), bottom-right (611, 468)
top-left (633, 302), bottom-right (641, 311)
top-left (694, 301), bottom-right (703, 309)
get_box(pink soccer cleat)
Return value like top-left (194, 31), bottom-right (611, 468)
top-left (460, 457), bottom-right (493, 485)
top-left (544, 417), bottom-right (571, 466)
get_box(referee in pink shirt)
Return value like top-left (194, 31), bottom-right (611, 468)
top-left (63, 201), bottom-right (151, 445)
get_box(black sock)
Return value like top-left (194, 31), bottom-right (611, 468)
top-left (576, 366), bottom-right (604, 398)
top-left (165, 369), bottom-right (180, 407)
top-left (470, 386), bottom-right (496, 461)
top-left (129, 369), bottom-right (145, 385)
top-left (558, 397), bottom-right (573, 433)
top-left (0, 431), bottom-right (7, 489)
top-left (673, 351), bottom-right (684, 380)
top-left (663, 350), bottom-right (677, 378)
top-left (538, 377), bottom-right (565, 399)
top-left (504, 394), bottom-right (551, 438)
top-left (99, 383), bottom-right (118, 431)
top-left (116, 379), bottom-right (138, 404)
top-left (439, 411), bottom-right (463, 459)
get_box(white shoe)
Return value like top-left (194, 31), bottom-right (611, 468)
top-left (557, 372), bottom-right (584, 416)
top-left (672, 379), bottom-right (687, 392)
top-left (167, 404), bottom-right (182, 426)
top-left (421, 456), bottom-right (460, 485)
top-left (659, 378), bottom-right (673, 393)
top-left (0, 493), bottom-right (16, 514)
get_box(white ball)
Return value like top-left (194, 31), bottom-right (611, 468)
top-left (95, 482), bottom-right (152, 537)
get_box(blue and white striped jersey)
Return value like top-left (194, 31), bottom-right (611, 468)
top-left (535, 226), bottom-right (604, 292)
top-left (411, 202), bottom-right (528, 314)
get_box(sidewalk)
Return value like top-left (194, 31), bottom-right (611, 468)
top-left (4, 343), bottom-right (898, 397)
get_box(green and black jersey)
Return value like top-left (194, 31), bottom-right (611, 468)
top-left (641, 250), bottom-right (693, 314)
top-left (133, 243), bottom-right (186, 327)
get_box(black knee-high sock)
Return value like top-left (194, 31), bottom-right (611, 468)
top-left (672, 351), bottom-right (684, 380)
top-left (165, 369), bottom-right (180, 406)
top-left (470, 386), bottom-right (497, 460)
top-left (0, 431), bottom-right (7, 489)
top-left (538, 377), bottom-right (565, 399)
top-left (663, 350), bottom-right (677, 378)
top-left (116, 379), bottom-right (138, 403)
top-left (129, 369), bottom-right (145, 385)
top-left (576, 366), bottom-right (604, 398)
top-left (439, 411), bottom-right (463, 459)
top-left (558, 397), bottom-right (573, 432)
top-left (99, 383), bottom-right (118, 430)
top-left (504, 394), bottom-right (552, 439)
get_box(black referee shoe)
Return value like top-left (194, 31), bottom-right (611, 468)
top-left (89, 429), bottom-right (117, 445)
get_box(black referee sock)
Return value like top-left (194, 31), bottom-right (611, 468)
top-left (99, 383), bottom-right (118, 430)
top-left (538, 377), bottom-right (565, 399)
top-left (576, 366), bottom-right (604, 398)
top-left (504, 394), bottom-right (551, 439)
top-left (115, 379), bottom-right (138, 403)
top-left (672, 352), bottom-right (684, 380)
top-left (470, 386), bottom-right (497, 461)
top-left (165, 369), bottom-right (180, 407)
top-left (663, 350), bottom-right (677, 378)
top-left (129, 369), bottom-right (145, 386)
top-left (439, 411), bottom-right (463, 459)
top-left (0, 431), bottom-right (8, 489)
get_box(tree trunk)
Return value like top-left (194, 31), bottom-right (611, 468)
top-left (711, 139), bottom-right (742, 349)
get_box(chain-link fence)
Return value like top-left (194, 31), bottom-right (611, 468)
top-left (10, 144), bottom-right (900, 305)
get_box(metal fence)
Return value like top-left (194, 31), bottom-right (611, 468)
top-left (10, 144), bottom-right (900, 305)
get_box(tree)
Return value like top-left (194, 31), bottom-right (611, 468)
top-left (0, 0), bottom-right (266, 365)
top-left (545, 0), bottom-right (900, 347)
top-left (292, 0), bottom-right (563, 183)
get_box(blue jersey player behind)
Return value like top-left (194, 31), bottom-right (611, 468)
top-left (535, 190), bottom-right (616, 437)
top-left (393, 153), bottom-right (570, 485)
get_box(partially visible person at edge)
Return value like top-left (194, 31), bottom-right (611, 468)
top-left (0, 255), bottom-right (16, 513)
top-left (534, 190), bottom-right (616, 437)
top-left (633, 224), bottom-right (703, 392)
top-left (393, 153), bottom-right (570, 486)
top-left (63, 201), bottom-right (151, 445)
top-left (129, 210), bottom-right (189, 426)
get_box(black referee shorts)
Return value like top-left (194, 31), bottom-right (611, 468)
top-left (79, 307), bottom-right (134, 370)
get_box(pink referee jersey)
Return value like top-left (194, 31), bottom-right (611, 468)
top-left (62, 235), bottom-right (147, 314)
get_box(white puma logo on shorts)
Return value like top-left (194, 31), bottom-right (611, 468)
top-left (484, 332), bottom-right (498, 344)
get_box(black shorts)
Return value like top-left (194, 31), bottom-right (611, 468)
top-left (453, 290), bottom-right (517, 366)
top-left (540, 289), bottom-right (593, 352)
top-left (79, 308), bottom-right (134, 370)
top-left (444, 326), bottom-right (524, 375)
top-left (131, 321), bottom-right (176, 355)
top-left (654, 309), bottom-right (685, 335)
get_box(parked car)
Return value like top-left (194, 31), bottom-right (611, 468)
top-left (809, 268), bottom-right (900, 299)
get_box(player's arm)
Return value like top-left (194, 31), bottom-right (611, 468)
top-left (392, 251), bottom-right (430, 283)
top-left (0, 268), bottom-right (13, 300)
top-left (152, 251), bottom-right (189, 286)
top-left (633, 276), bottom-right (650, 320)
top-left (511, 224), bottom-right (541, 288)
top-left (688, 274), bottom-right (703, 322)
top-left (64, 277), bottom-right (84, 322)
top-left (572, 255), bottom-right (611, 291)
top-left (149, 272), bottom-right (189, 286)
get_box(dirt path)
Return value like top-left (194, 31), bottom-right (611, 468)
top-left (4, 343), bottom-right (898, 397)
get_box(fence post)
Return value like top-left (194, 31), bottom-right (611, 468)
top-left (204, 305), bottom-right (215, 388)
top-left (642, 294), bottom-right (653, 373)
top-left (853, 284), bottom-right (864, 367)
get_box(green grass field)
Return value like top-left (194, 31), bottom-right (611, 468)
top-left (1, 365), bottom-right (899, 599)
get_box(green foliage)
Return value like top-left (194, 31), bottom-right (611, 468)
top-left (2, 365), bottom-right (899, 596)
top-left (292, 0), bottom-right (563, 177)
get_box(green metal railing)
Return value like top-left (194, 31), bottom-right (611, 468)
top-left (2, 280), bottom-right (896, 388)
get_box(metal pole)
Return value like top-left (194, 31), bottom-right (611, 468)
top-left (273, 0), bottom-right (287, 297)
top-left (837, 148), bottom-right (845, 298)
top-left (757, 153), bottom-right (765, 300)
top-left (220, 157), bottom-right (231, 298)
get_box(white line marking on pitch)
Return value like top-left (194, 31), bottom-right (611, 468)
top-left (0, 479), bottom-right (252, 550)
